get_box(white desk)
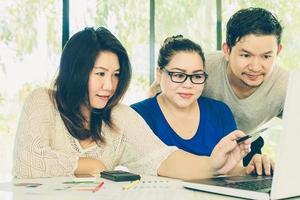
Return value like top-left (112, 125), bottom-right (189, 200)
top-left (1, 175), bottom-right (300, 200)
top-left (0, 175), bottom-right (242, 200)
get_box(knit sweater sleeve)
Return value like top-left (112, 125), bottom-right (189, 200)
top-left (114, 105), bottom-right (177, 175)
top-left (13, 88), bottom-right (79, 178)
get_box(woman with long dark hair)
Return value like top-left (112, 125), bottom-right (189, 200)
top-left (13, 27), bottom-right (251, 179)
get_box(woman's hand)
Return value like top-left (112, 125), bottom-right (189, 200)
top-left (210, 130), bottom-right (251, 174)
top-left (75, 157), bottom-right (107, 175)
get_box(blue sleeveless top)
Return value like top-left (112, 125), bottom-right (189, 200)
top-left (131, 96), bottom-right (237, 156)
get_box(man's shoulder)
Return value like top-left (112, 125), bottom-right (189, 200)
top-left (203, 52), bottom-right (227, 88)
top-left (206, 51), bottom-right (224, 62)
top-left (205, 51), bottom-right (227, 71)
top-left (266, 66), bottom-right (289, 92)
top-left (206, 51), bottom-right (223, 57)
top-left (273, 66), bottom-right (289, 79)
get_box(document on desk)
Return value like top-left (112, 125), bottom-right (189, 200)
top-left (0, 176), bottom-right (200, 200)
top-left (89, 176), bottom-right (198, 200)
top-left (0, 177), bottom-right (101, 196)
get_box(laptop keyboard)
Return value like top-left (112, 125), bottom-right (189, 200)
top-left (224, 178), bottom-right (272, 191)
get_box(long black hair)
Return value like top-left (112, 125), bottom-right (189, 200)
top-left (52, 27), bottom-right (131, 144)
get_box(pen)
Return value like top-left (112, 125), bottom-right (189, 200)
top-left (63, 181), bottom-right (96, 184)
top-left (236, 135), bottom-right (252, 144)
top-left (236, 127), bottom-right (269, 144)
top-left (122, 180), bottom-right (140, 190)
top-left (92, 181), bottom-right (104, 192)
top-left (249, 127), bottom-right (269, 138)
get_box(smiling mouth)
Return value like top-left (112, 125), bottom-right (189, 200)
top-left (96, 94), bottom-right (110, 100)
top-left (178, 93), bottom-right (193, 99)
top-left (244, 73), bottom-right (263, 80)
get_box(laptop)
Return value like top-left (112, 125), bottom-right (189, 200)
top-left (182, 69), bottom-right (300, 200)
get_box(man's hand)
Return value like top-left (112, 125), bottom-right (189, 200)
top-left (246, 154), bottom-right (275, 176)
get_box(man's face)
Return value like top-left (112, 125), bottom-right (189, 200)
top-left (224, 34), bottom-right (282, 89)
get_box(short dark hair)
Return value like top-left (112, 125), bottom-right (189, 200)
top-left (226, 7), bottom-right (283, 49)
top-left (53, 27), bottom-right (131, 143)
top-left (157, 35), bottom-right (205, 68)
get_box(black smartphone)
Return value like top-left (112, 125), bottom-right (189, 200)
top-left (100, 170), bottom-right (141, 182)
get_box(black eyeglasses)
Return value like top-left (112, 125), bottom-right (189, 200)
top-left (161, 68), bottom-right (208, 84)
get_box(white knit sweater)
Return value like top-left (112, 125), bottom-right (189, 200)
top-left (13, 88), bottom-right (176, 178)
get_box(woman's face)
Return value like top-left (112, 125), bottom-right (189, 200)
top-left (158, 51), bottom-right (205, 108)
top-left (88, 51), bottom-right (120, 109)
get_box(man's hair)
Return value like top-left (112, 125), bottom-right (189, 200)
top-left (53, 27), bottom-right (131, 144)
top-left (226, 7), bottom-right (283, 49)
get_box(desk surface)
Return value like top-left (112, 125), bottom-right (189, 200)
top-left (0, 175), bottom-right (240, 200)
top-left (0, 175), bottom-right (300, 200)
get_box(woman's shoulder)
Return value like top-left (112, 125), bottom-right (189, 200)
top-left (23, 87), bottom-right (55, 111)
top-left (26, 87), bottom-right (51, 98)
top-left (130, 96), bottom-right (156, 111)
top-left (108, 104), bottom-right (145, 134)
top-left (111, 103), bottom-right (150, 125)
top-left (112, 103), bottom-right (138, 116)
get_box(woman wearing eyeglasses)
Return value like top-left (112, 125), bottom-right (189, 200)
top-left (13, 29), bottom-right (253, 179)
top-left (131, 35), bottom-right (237, 157)
top-left (132, 35), bottom-right (276, 177)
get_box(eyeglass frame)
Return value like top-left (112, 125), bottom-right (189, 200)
top-left (160, 67), bottom-right (208, 84)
